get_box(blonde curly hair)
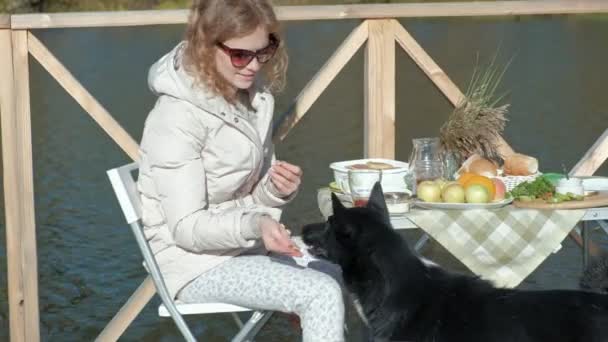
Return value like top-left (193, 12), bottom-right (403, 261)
top-left (183, 0), bottom-right (288, 103)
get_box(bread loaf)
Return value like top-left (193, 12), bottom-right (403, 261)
top-left (503, 153), bottom-right (538, 176)
top-left (468, 158), bottom-right (498, 177)
top-left (456, 154), bottom-right (498, 177)
top-left (348, 162), bottom-right (395, 170)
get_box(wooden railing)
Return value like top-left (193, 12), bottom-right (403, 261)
top-left (1, 2), bottom-right (608, 341)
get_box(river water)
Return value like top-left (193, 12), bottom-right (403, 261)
top-left (0, 13), bottom-right (607, 341)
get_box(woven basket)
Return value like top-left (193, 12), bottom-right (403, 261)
top-left (494, 171), bottom-right (542, 192)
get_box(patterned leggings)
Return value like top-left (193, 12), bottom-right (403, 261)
top-left (177, 251), bottom-right (346, 342)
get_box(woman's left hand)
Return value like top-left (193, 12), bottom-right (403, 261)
top-left (269, 160), bottom-right (302, 197)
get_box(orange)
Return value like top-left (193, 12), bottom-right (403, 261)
top-left (457, 172), bottom-right (477, 186)
top-left (463, 175), bottom-right (495, 199)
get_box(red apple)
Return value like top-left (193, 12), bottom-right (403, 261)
top-left (492, 178), bottom-right (506, 201)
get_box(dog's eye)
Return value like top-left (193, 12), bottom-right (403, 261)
top-left (335, 223), bottom-right (355, 238)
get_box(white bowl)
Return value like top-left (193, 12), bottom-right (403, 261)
top-left (330, 158), bottom-right (410, 194)
top-left (556, 178), bottom-right (584, 196)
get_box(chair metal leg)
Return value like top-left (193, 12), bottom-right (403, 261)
top-left (414, 233), bottom-right (430, 252)
top-left (598, 220), bottom-right (608, 236)
top-left (582, 222), bottom-right (590, 268)
top-left (231, 311), bottom-right (273, 342)
top-left (231, 312), bottom-right (244, 329)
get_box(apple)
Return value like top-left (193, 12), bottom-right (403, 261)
top-left (465, 184), bottom-right (490, 203)
top-left (492, 178), bottom-right (506, 201)
top-left (441, 183), bottom-right (466, 203)
top-left (434, 178), bottom-right (448, 191)
top-left (417, 181), bottom-right (442, 202)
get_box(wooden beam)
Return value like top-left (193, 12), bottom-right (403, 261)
top-left (570, 129), bottom-right (608, 177)
top-left (393, 20), bottom-right (465, 106)
top-left (1, 30), bottom-right (40, 342)
top-left (12, 9), bottom-right (187, 29)
top-left (0, 28), bottom-right (24, 342)
top-left (364, 20), bottom-right (395, 159)
top-left (10, 1), bottom-right (608, 29)
top-left (567, 130), bottom-right (608, 257)
top-left (0, 15), bottom-right (10, 29)
top-left (95, 277), bottom-right (156, 342)
top-left (273, 21), bottom-right (368, 142)
top-left (393, 20), bottom-right (515, 158)
top-left (27, 32), bottom-right (139, 161)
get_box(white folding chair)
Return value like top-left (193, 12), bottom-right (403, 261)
top-left (106, 162), bottom-right (273, 342)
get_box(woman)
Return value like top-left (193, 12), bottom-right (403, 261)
top-left (136, 1), bottom-right (345, 341)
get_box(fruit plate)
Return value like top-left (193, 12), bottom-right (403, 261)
top-left (414, 198), bottom-right (514, 210)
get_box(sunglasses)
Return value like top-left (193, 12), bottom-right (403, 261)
top-left (217, 34), bottom-right (279, 69)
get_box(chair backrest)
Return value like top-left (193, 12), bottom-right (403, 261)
top-left (106, 162), bottom-right (197, 342)
top-left (106, 162), bottom-right (142, 224)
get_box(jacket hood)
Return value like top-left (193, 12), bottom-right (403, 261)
top-left (148, 42), bottom-right (272, 118)
top-left (148, 42), bottom-right (234, 116)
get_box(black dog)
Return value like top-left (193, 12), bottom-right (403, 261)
top-left (303, 182), bottom-right (608, 342)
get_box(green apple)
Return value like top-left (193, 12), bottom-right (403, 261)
top-left (465, 184), bottom-right (490, 203)
top-left (417, 181), bottom-right (442, 202)
top-left (441, 183), bottom-right (466, 203)
top-left (434, 178), bottom-right (448, 190)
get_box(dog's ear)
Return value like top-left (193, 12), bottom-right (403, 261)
top-left (331, 192), bottom-right (346, 217)
top-left (367, 182), bottom-right (390, 221)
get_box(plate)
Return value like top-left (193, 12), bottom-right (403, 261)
top-left (580, 176), bottom-right (608, 191)
top-left (414, 198), bottom-right (514, 210)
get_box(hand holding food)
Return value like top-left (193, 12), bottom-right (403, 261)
top-left (259, 216), bottom-right (302, 257)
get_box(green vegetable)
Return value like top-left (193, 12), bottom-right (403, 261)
top-left (509, 176), bottom-right (585, 203)
top-left (508, 176), bottom-right (555, 201)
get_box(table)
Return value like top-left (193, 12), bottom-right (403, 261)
top-left (317, 188), bottom-right (608, 288)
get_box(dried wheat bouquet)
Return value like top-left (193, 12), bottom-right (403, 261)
top-left (440, 56), bottom-right (511, 162)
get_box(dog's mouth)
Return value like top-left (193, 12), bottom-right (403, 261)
top-left (302, 221), bottom-right (330, 258)
top-left (306, 245), bottom-right (328, 258)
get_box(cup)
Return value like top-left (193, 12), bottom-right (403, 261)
top-left (348, 169), bottom-right (382, 207)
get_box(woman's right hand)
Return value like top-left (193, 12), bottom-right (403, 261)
top-left (259, 216), bottom-right (302, 257)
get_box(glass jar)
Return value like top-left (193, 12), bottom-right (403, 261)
top-left (441, 149), bottom-right (462, 181)
top-left (407, 137), bottom-right (444, 192)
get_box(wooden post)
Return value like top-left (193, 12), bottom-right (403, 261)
top-left (364, 19), bottom-right (395, 159)
top-left (1, 29), bottom-right (40, 342)
top-left (95, 277), bottom-right (156, 342)
top-left (570, 128), bottom-right (608, 177)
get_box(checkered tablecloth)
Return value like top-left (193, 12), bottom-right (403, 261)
top-left (407, 208), bottom-right (586, 288)
top-left (316, 188), bottom-right (587, 288)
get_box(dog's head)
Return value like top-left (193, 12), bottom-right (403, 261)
top-left (303, 182), bottom-right (393, 270)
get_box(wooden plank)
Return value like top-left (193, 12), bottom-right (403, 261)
top-left (273, 21), bottom-right (368, 142)
top-left (393, 20), bottom-right (465, 106)
top-left (393, 20), bottom-right (515, 159)
top-left (570, 129), bottom-right (608, 177)
top-left (12, 9), bottom-right (188, 29)
top-left (27, 32), bottom-right (139, 161)
top-left (0, 29), bottom-right (25, 342)
top-left (95, 277), bottom-right (156, 342)
top-left (0, 15), bottom-right (10, 29)
top-left (364, 20), bottom-right (395, 159)
top-left (514, 192), bottom-right (608, 209)
top-left (13, 30), bottom-right (41, 342)
top-left (1, 30), bottom-right (41, 342)
top-left (11, 1), bottom-right (608, 29)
